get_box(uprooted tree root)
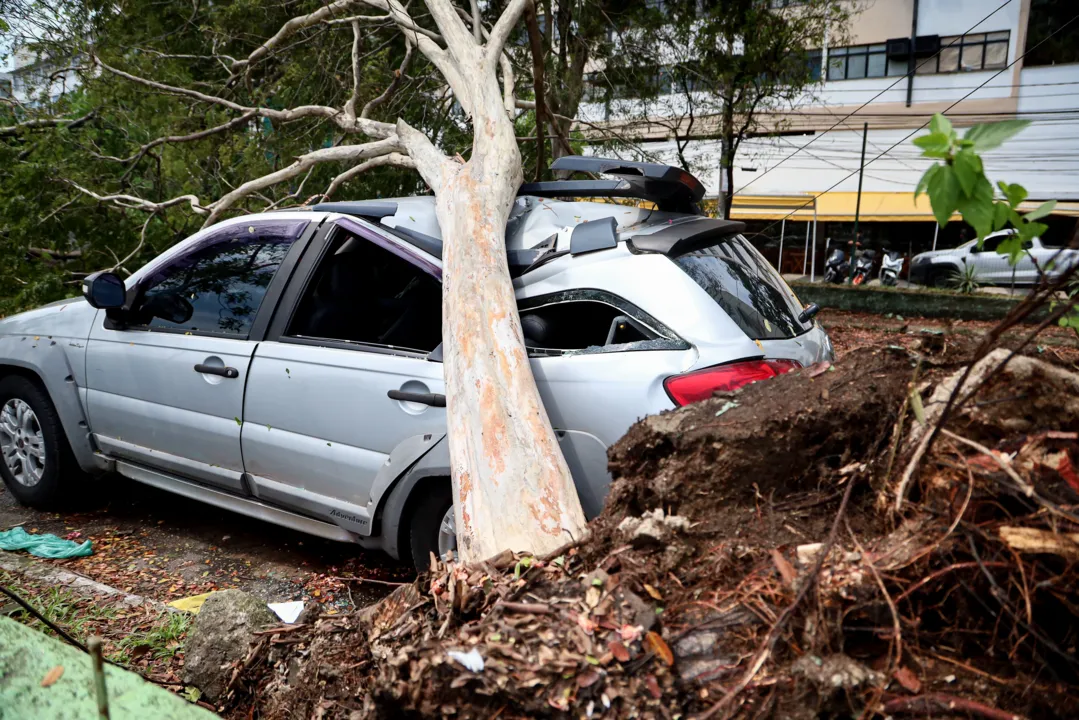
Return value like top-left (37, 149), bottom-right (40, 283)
top-left (221, 343), bottom-right (1079, 720)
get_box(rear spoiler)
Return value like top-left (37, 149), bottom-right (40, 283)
top-left (519, 156), bottom-right (706, 214)
top-left (628, 217), bottom-right (746, 257)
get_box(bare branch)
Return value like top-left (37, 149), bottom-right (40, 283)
top-left (344, 20), bottom-right (365, 119)
top-left (68, 181), bottom-right (209, 215)
top-left (114, 112), bottom-right (258, 183)
top-left (471, 0), bottom-right (482, 43)
top-left (111, 211), bottom-right (159, 274)
top-left (202, 135), bottom-right (406, 226)
top-left (319, 152), bottom-right (416, 201)
top-left (231, 0), bottom-right (357, 74)
top-left (0, 110), bottom-right (96, 137)
top-left (425, 0), bottom-right (479, 64)
top-left (27, 247), bottom-right (82, 261)
top-left (360, 38), bottom-right (414, 119)
top-left (95, 59), bottom-right (395, 138)
top-left (486, 0), bottom-right (531, 65)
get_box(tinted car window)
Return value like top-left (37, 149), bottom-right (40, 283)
top-left (132, 221), bottom-right (305, 337)
top-left (288, 227), bottom-right (442, 353)
top-left (674, 235), bottom-right (811, 340)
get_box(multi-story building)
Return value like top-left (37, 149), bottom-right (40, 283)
top-left (581, 0), bottom-right (1079, 276)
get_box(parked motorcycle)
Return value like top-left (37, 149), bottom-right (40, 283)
top-left (851, 249), bottom-right (876, 286)
top-left (824, 249), bottom-right (849, 284)
top-left (880, 251), bottom-right (904, 286)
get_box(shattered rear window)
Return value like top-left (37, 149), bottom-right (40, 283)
top-left (674, 235), bottom-right (811, 340)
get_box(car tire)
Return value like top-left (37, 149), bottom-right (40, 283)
top-left (930, 267), bottom-right (959, 288)
top-left (0, 375), bottom-right (79, 509)
top-left (408, 481), bottom-right (454, 572)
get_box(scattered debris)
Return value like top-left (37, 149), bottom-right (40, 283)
top-left (216, 342), bottom-right (1079, 719)
top-left (0, 527), bottom-right (92, 559)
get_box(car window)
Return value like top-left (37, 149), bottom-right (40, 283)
top-left (673, 235), bottom-right (811, 340)
top-left (287, 227), bottom-right (442, 354)
top-left (130, 220), bottom-right (306, 337)
top-left (978, 235), bottom-right (1003, 253)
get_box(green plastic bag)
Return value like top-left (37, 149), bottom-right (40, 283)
top-left (0, 527), bottom-right (92, 559)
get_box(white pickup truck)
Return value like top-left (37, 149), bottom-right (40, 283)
top-left (909, 229), bottom-right (1078, 287)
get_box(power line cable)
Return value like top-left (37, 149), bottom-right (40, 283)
top-left (752, 10), bottom-right (1079, 235)
top-left (730, 0), bottom-right (1015, 195)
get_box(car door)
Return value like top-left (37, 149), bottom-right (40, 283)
top-left (84, 219), bottom-right (310, 492)
top-left (240, 217), bottom-right (446, 532)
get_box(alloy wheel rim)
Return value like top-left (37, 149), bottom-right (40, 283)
top-left (437, 506), bottom-right (458, 562)
top-left (0, 399), bottom-right (46, 487)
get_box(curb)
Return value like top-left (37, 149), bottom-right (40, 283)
top-left (0, 550), bottom-right (170, 612)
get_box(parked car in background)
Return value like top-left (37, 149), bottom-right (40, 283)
top-left (909, 229), bottom-right (1078, 287)
top-left (0, 157), bottom-right (833, 570)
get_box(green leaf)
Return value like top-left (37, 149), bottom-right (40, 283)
top-left (234, 417), bottom-right (242, 426)
top-left (1024, 221), bottom-right (1048, 240)
top-left (910, 388), bottom-right (925, 425)
top-left (929, 113), bottom-right (953, 138)
top-left (952, 150), bottom-right (983, 196)
top-left (926, 165), bottom-right (960, 227)
top-left (1024, 200), bottom-right (1056, 221)
top-left (956, 176), bottom-right (995, 240)
top-left (992, 201), bottom-right (1011, 232)
top-left (914, 164), bottom-right (939, 199)
top-left (997, 235), bottom-right (1027, 265)
top-left (997, 181), bottom-right (1028, 208)
top-left (913, 132), bottom-right (952, 158)
top-left (964, 119), bottom-right (1030, 152)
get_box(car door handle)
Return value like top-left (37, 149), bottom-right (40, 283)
top-left (387, 389), bottom-right (446, 407)
top-left (194, 363), bottom-right (239, 379)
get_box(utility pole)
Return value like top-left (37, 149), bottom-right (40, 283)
top-left (850, 122), bottom-right (868, 283)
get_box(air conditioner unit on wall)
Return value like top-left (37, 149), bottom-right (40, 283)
top-left (886, 35), bottom-right (940, 58)
top-left (886, 38), bottom-right (910, 57)
top-left (914, 35), bottom-right (940, 56)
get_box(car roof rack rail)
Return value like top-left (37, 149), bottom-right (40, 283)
top-left (518, 156), bottom-right (707, 214)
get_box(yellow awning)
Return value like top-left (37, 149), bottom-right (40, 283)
top-left (729, 192), bottom-right (1079, 222)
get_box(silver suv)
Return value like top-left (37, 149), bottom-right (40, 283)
top-left (910, 229), bottom-right (1079, 287)
top-left (0, 157), bottom-right (832, 569)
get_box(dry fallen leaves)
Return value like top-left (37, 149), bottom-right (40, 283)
top-left (40, 665), bottom-right (64, 687)
top-left (645, 631), bottom-right (674, 666)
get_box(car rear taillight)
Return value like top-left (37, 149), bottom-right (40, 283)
top-left (663, 359), bottom-right (801, 407)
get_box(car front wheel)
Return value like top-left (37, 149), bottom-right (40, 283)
top-left (408, 482), bottom-right (457, 572)
top-left (0, 376), bottom-right (78, 508)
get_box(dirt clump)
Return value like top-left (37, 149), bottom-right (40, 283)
top-left (220, 342), bottom-right (1079, 719)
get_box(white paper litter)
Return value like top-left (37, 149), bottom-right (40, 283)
top-left (447, 648), bottom-right (485, 673)
top-left (268, 600), bottom-right (305, 624)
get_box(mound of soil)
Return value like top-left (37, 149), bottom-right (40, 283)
top-left (219, 342), bottom-right (1079, 720)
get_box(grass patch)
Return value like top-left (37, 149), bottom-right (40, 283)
top-left (112, 610), bottom-right (190, 663)
top-left (1, 570), bottom-right (117, 641)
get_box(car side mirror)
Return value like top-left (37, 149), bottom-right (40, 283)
top-left (798, 303), bottom-right (821, 324)
top-left (141, 291), bottom-right (194, 325)
top-left (82, 271), bottom-right (126, 309)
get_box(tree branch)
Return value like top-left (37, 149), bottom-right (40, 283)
top-left (95, 58), bottom-right (394, 138)
top-left (319, 152), bottom-right (416, 201)
top-left (202, 135), bottom-right (405, 226)
top-left (360, 38), bottom-right (413, 119)
top-left (68, 181), bottom-right (208, 215)
top-left (344, 20), bottom-right (365, 119)
top-left (230, 0), bottom-right (359, 75)
top-left (524, 1), bottom-right (548, 179)
top-left (486, 0), bottom-right (531, 65)
top-left (0, 110), bottom-right (96, 137)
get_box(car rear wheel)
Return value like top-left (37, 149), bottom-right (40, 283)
top-left (0, 376), bottom-right (78, 508)
top-left (408, 482), bottom-right (456, 572)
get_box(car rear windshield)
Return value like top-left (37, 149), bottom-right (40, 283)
top-left (673, 235), bottom-right (811, 340)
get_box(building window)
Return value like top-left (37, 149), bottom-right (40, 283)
top-left (823, 43), bottom-right (889, 80)
top-left (916, 31), bottom-right (1010, 74)
top-left (1025, 0), bottom-right (1079, 67)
